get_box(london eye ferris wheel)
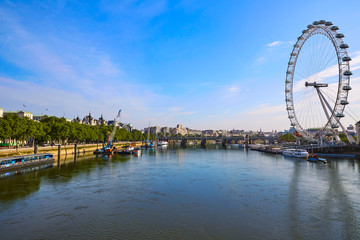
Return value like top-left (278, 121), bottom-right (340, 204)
top-left (285, 20), bottom-right (355, 143)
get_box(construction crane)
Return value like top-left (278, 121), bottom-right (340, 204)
top-left (100, 109), bottom-right (121, 152)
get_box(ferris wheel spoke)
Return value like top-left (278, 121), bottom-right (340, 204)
top-left (318, 44), bottom-right (336, 72)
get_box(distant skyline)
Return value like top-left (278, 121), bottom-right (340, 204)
top-left (1, 0), bottom-right (360, 131)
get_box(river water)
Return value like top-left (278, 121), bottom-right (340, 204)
top-left (0, 145), bottom-right (360, 240)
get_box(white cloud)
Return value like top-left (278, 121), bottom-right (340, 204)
top-left (293, 53), bottom-right (360, 93)
top-left (245, 103), bottom-right (284, 116)
top-left (167, 106), bottom-right (196, 116)
top-left (173, 111), bottom-right (197, 116)
top-left (267, 41), bottom-right (281, 47)
top-left (0, 6), bottom-right (170, 128)
top-left (257, 57), bottom-right (265, 63)
top-left (229, 87), bottom-right (240, 93)
top-left (267, 41), bottom-right (293, 48)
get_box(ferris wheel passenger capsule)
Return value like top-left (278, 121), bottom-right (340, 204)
top-left (340, 44), bottom-right (349, 48)
top-left (342, 56), bottom-right (352, 61)
top-left (302, 30), bottom-right (307, 33)
top-left (336, 113), bottom-right (345, 118)
top-left (291, 123), bottom-right (296, 126)
top-left (336, 33), bottom-right (344, 38)
top-left (325, 21), bottom-right (333, 26)
top-left (340, 100), bottom-right (349, 105)
top-left (319, 20), bottom-right (326, 24)
top-left (307, 24), bottom-right (314, 29)
top-left (331, 124), bottom-right (339, 128)
top-left (342, 85), bottom-right (352, 90)
top-left (343, 70), bottom-right (352, 76)
top-left (331, 26), bottom-right (339, 31)
top-left (313, 21), bottom-right (320, 25)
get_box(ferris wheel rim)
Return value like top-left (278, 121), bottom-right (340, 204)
top-left (285, 20), bottom-right (351, 140)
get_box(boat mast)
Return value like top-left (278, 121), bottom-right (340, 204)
top-left (147, 122), bottom-right (150, 144)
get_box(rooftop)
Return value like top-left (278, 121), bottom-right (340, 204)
top-left (4, 111), bottom-right (33, 114)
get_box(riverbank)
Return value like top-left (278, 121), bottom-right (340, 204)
top-left (0, 142), bottom-right (143, 158)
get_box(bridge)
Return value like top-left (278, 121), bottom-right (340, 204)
top-left (160, 135), bottom-right (280, 147)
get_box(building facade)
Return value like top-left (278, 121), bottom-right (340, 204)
top-left (72, 116), bottom-right (83, 124)
top-left (82, 113), bottom-right (97, 125)
top-left (98, 115), bottom-right (107, 125)
top-left (3, 111), bottom-right (33, 120)
top-left (33, 115), bottom-right (49, 121)
top-left (356, 122), bottom-right (360, 145)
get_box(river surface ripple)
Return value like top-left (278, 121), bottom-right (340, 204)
top-left (1, 146), bottom-right (360, 240)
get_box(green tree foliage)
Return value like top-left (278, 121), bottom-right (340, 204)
top-left (279, 133), bottom-right (296, 142)
top-left (338, 132), bottom-right (354, 143)
top-left (0, 115), bottom-right (146, 146)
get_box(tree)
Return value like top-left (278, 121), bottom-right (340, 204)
top-left (132, 129), bottom-right (145, 141)
top-left (1, 114), bottom-right (149, 145)
top-left (0, 117), bottom-right (11, 142)
top-left (3, 114), bottom-right (26, 144)
top-left (279, 133), bottom-right (296, 142)
top-left (338, 132), bottom-right (350, 143)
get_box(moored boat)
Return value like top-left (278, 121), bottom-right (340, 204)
top-left (116, 146), bottom-right (134, 155)
top-left (0, 153), bottom-right (54, 172)
top-left (93, 147), bottom-right (113, 154)
top-left (133, 147), bottom-right (141, 156)
top-left (94, 140), bottom-right (114, 154)
top-left (282, 148), bottom-right (309, 158)
top-left (157, 141), bottom-right (169, 146)
top-left (307, 154), bottom-right (327, 163)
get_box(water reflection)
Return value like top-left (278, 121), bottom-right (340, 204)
top-left (286, 158), bottom-right (360, 239)
top-left (0, 152), bottom-right (134, 205)
top-left (0, 147), bottom-right (359, 239)
top-left (0, 171), bottom-right (41, 204)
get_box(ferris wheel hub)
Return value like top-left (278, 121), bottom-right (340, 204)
top-left (305, 82), bottom-right (328, 88)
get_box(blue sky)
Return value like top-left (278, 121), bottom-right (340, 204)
top-left (1, 0), bottom-right (360, 131)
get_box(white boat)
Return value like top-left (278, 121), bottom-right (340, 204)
top-left (282, 148), bottom-right (309, 158)
top-left (157, 141), bottom-right (168, 146)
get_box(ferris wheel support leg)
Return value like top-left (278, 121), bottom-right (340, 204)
top-left (316, 88), bottom-right (331, 122)
top-left (317, 89), bottom-right (356, 144)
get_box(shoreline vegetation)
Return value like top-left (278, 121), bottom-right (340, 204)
top-left (0, 114), bottom-right (154, 151)
top-left (0, 142), bottom-right (143, 158)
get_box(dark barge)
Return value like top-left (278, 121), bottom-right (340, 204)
top-left (0, 153), bottom-right (54, 172)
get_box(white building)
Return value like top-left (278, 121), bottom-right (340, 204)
top-left (356, 121), bottom-right (360, 145)
top-left (188, 129), bottom-right (202, 136)
top-left (33, 115), bottom-right (50, 121)
top-left (347, 124), bottom-right (355, 135)
top-left (3, 111), bottom-right (33, 120)
top-left (0, 108), bottom-right (3, 118)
